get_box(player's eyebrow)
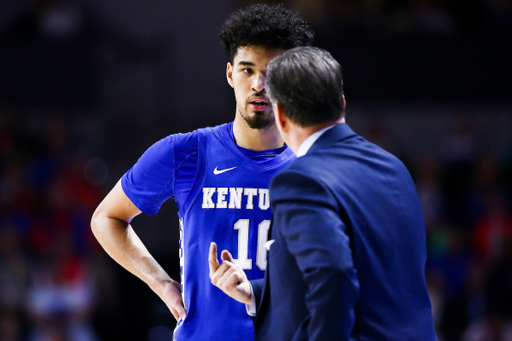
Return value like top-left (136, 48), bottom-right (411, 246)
top-left (237, 61), bottom-right (255, 66)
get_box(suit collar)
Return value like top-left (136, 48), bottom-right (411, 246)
top-left (297, 124), bottom-right (336, 157)
top-left (307, 123), bottom-right (357, 155)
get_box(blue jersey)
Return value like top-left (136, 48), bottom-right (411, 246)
top-left (121, 122), bottom-right (295, 341)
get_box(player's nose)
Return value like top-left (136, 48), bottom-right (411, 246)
top-left (251, 73), bottom-right (266, 92)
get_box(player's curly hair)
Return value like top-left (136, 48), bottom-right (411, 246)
top-left (219, 3), bottom-right (314, 61)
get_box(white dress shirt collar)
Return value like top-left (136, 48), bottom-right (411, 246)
top-left (296, 124), bottom-right (337, 157)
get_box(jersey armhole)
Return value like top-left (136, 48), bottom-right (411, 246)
top-left (177, 129), bottom-right (208, 217)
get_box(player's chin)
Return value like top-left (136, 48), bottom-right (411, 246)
top-left (247, 115), bottom-right (274, 130)
top-left (251, 110), bottom-right (273, 117)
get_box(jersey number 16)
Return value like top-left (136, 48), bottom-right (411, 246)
top-left (233, 219), bottom-right (270, 271)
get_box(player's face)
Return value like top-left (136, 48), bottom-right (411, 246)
top-left (227, 45), bottom-right (283, 130)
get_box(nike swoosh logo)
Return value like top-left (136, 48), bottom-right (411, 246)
top-left (213, 166), bottom-right (237, 175)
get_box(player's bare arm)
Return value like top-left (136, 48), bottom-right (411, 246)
top-left (91, 180), bottom-right (186, 321)
top-left (209, 242), bottom-right (252, 305)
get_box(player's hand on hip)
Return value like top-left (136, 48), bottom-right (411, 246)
top-left (159, 279), bottom-right (187, 321)
top-left (209, 242), bottom-right (253, 305)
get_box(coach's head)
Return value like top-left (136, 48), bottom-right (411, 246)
top-left (266, 47), bottom-right (346, 154)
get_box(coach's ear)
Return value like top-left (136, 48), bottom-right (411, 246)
top-left (273, 102), bottom-right (289, 134)
top-left (226, 62), bottom-right (234, 88)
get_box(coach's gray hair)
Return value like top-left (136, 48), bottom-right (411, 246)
top-left (267, 46), bottom-right (345, 127)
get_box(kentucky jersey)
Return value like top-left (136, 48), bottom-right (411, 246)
top-left (121, 122), bottom-right (295, 341)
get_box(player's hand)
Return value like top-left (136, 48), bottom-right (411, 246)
top-left (159, 279), bottom-right (187, 321)
top-left (209, 242), bottom-right (252, 305)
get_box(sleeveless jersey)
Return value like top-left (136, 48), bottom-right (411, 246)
top-left (121, 123), bottom-right (295, 341)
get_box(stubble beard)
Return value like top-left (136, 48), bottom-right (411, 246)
top-left (238, 106), bottom-right (275, 130)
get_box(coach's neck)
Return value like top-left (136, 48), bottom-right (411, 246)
top-left (273, 103), bottom-right (345, 156)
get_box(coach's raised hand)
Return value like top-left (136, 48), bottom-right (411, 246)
top-left (209, 242), bottom-right (253, 305)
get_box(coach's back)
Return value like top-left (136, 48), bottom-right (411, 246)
top-left (261, 123), bottom-right (437, 340)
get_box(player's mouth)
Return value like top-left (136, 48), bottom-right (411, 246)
top-left (249, 98), bottom-right (269, 112)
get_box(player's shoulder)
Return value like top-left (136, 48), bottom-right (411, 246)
top-left (164, 123), bottom-right (229, 163)
top-left (141, 128), bottom-right (202, 163)
top-left (173, 123), bottom-right (228, 144)
top-left (195, 122), bottom-right (230, 139)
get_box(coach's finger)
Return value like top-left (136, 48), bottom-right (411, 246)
top-left (221, 249), bottom-right (234, 263)
top-left (209, 242), bottom-right (220, 275)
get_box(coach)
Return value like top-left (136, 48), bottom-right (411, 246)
top-left (209, 47), bottom-right (437, 341)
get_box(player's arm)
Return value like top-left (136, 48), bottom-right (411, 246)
top-left (91, 179), bottom-right (186, 321)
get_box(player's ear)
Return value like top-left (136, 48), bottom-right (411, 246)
top-left (226, 62), bottom-right (234, 88)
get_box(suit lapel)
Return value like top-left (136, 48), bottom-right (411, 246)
top-left (307, 123), bottom-right (357, 155)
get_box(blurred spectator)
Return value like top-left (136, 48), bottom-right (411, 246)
top-left (241, 0), bottom-right (508, 36)
top-left (414, 153), bottom-right (444, 231)
top-left (461, 317), bottom-right (512, 341)
top-left (7, 0), bottom-right (89, 42)
top-left (472, 192), bottom-right (512, 265)
top-left (0, 309), bottom-right (25, 341)
top-left (26, 235), bottom-right (98, 341)
top-left (0, 225), bottom-right (30, 311)
top-left (1, 0), bottom-right (96, 107)
top-left (441, 119), bottom-right (479, 227)
top-left (0, 106), bottom-right (109, 340)
top-left (409, 0), bottom-right (455, 35)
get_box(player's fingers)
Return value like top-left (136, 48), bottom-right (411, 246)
top-left (164, 281), bottom-right (187, 321)
top-left (170, 307), bottom-right (180, 321)
top-left (167, 301), bottom-right (181, 321)
top-left (169, 305), bottom-right (186, 322)
top-left (221, 249), bottom-right (234, 263)
top-left (169, 291), bottom-right (186, 320)
top-left (209, 242), bottom-right (220, 276)
top-left (174, 301), bottom-right (187, 320)
top-left (169, 308), bottom-right (179, 321)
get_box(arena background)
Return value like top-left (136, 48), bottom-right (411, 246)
top-left (0, 0), bottom-right (511, 340)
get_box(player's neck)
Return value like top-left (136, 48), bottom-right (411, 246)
top-left (232, 117), bottom-right (285, 151)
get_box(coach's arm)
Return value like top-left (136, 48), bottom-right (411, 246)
top-left (91, 179), bottom-right (186, 321)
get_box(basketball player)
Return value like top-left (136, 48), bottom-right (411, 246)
top-left (90, 4), bottom-right (314, 341)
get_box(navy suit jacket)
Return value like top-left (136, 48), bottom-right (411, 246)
top-left (250, 123), bottom-right (437, 341)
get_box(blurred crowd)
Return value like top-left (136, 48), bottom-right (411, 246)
top-left (362, 116), bottom-right (512, 341)
top-left (0, 106), bottom-right (115, 341)
top-left (240, 0), bottom-right (512, 36)
top-left (0, 0), bottom-right (511, 341)
top-left (412, 124), bottom-right (512, 341)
